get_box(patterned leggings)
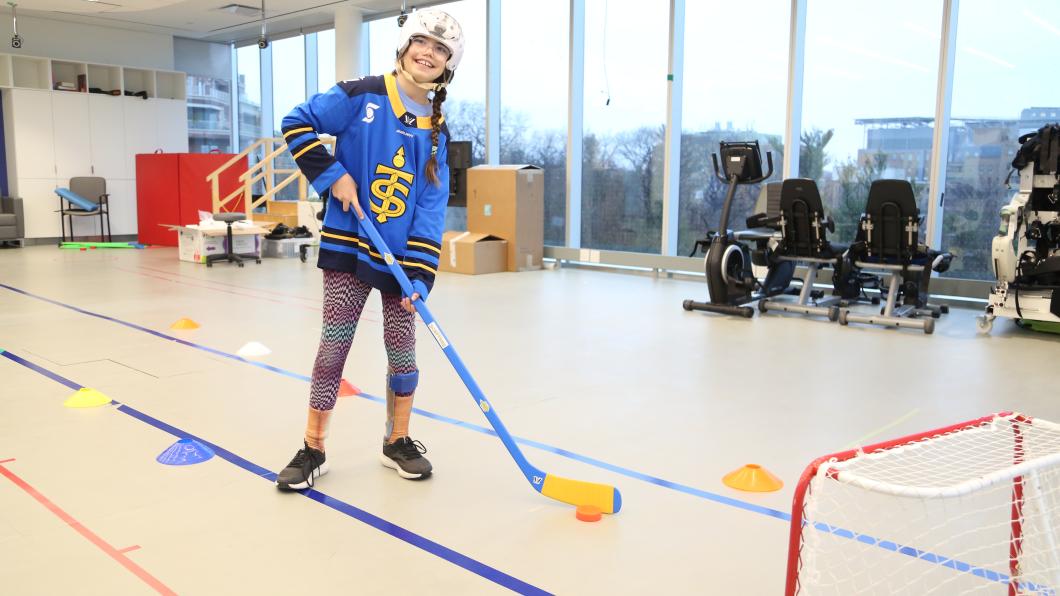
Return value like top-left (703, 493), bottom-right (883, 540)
top-left (309, 270), bottom-right (417, 411)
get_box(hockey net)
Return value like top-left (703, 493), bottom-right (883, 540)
top-left (786, 413), bottom-right (1060, 595)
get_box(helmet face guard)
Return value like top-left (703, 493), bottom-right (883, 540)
top-left (395, 9), bottom-right (464, 91)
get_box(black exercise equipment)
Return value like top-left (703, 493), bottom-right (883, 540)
top-left (757, 179), bottom-right (855, 321)
top-left (838, 180), bottom-right (953, 334)
top-left (683, 141), bottom-right (780, 318)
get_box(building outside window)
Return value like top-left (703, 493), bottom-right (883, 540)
top-left (500, 0), bottom-right (568, 246)
top-left (187, 75), bottom-right (233, 153)
top-left (802, 0), bottom-right (942, 244)
top-left (677, 0), bottom-right (790, 257)
top-left (581, 0), bottom-right (668, 253)
top-left (941, 0), bottom-right (1060, 280)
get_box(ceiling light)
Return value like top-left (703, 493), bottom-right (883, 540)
top-left (217, 3), bottom-right (260, 18)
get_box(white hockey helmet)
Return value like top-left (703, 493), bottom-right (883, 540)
top-left (396, 9), bottom-right (464, 79)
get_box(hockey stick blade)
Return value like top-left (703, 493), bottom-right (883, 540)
top-left (353, 209), bottom-right (622, 514)
top-left (542, 474), bottom-right (622, 514)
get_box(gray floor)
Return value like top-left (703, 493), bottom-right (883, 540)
top-left (0, 245), bottom-right (1057, 595)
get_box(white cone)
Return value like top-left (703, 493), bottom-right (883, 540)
top-left (237, 341), bottom-right (271, 358)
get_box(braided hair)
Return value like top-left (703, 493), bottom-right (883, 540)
top-left (424, 87), bottom-right (447, 187)
top-left (395, 45), bottom-right (449, 188)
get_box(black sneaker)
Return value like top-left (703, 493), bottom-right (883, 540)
top-left (266, 223), bottom-right (292, 240)
top-left (380, 437), bottom-right (432, 479)
top-left (276, 443), bottom-right (328, 490)
top-left (291, 225), bottom-right (313, 238)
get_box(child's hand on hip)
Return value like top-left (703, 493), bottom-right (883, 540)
top-left (331, 174), bottom-right (365, 219)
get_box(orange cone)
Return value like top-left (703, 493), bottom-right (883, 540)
top-left (723, 464), bottom-right (783, 492)
top-left (169, 318), bottom-right (201, 330)
top-left (338, 379), bottom-right (360, 397)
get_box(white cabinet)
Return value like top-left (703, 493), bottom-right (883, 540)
top-left (88, 94), bottom-right (127, 180)
top-left (155, 98), bottom-right (190, 153)
top-left (16, 178), bottom-right (61, 239)
top-left (51, 91), bottom-right (93, 180)
top-left (0, 54), bottom-right (191, 239)
top-left (6, 89), bottom-right (55, 179)
top-left (105, 178), bottom-right (137, 235)
top-left (122, 96), bottom-right (158, 179)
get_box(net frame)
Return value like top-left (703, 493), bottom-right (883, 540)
top-left (785, 412), bottom-right (1060, 596)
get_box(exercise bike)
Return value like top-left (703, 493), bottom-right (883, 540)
top-left (682, 141), bottom-right (790, 318)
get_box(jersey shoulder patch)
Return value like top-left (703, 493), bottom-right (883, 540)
top-left (336, 75), bottom-right (386, 97)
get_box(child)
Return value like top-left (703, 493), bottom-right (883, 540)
top-left (275, 9), bottom-right (463, 489)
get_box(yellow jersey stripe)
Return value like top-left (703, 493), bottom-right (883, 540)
top-left (402, 260), bottom-right (438, 275)
top-left (292, 140), bottom-right (323, 160)
top-left (283, 126), bottom-right (313, 138)
top-left (407, 241), bottom-right (441, 254)
top-left (383, 73), bottom-right (407, 127)
top-left (321, 230), bottom-right (358, 243)
top-left (321, 232), bottom-right (437, 275)
top-left (383, 73), bottom-right (444, 130)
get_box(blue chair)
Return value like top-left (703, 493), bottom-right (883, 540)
top-left (55, 177), bottom-right (111, 244)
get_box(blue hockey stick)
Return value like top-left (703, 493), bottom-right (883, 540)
top-left (355, 209), bottom-right (621, 514)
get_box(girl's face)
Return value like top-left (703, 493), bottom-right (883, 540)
top-left (402, 35), bottom-right (450, 84)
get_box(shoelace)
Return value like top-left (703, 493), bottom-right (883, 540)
top-left (398, 438), bottom-right (427, 459)
top-left (287, 446), bottom-right (320, 487)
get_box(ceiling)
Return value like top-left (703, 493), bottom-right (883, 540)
top-left (13, 0), bottom-right (432, 45)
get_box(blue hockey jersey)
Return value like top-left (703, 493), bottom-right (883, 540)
top-left (281, 73), bottom-right (450, 297)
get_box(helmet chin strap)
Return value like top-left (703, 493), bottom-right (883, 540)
top-left (395, 59), bottom-right (449, 93)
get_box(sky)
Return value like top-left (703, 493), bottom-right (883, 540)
top-left (244, 0), bottom-right (1060, 171)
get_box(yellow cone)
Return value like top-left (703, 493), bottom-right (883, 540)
top-left (723, 464), bottom-right (784, 492)
top-left (170, 318), bottom-right (201, 330)
top-left (64, 388), bottom-right (112, 408)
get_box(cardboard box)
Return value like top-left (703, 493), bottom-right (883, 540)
top-left (168, 224), bottom-right (267, 264)
top-left (467, 165), bottom-right (544, 271)
top-left (439, 231), bottom-right (508, 275)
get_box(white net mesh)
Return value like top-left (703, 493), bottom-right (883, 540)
top-left (795, 415), bottom-right (1060, 595)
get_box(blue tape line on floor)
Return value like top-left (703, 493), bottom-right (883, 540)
top-left (1, 349), bottom-right (83, 391)
top-left (1, 282), bottom-right (786, 521)
top-left (398, 401), bottom-right (793, 522)
top-left (0, 347), bottom-right (548, 596)
top-left (1, 283), bottom-right (1049, 593)
top-left (0, 283), bottom-right (311, 383)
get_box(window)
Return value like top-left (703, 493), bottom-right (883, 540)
top-left (269, 35), bottom-right (307, 200)
top-left (187, 75), bottom-right (233, 153)
top-left (802, 0), bottom-right (942, 243)
top-left (317, 29), bottom-right (336, 93)
top-left (271, 35), bottom-right (307, 137)
top-left (941, 1), bottom-right (1060, 280)
top-left (581, 0), bottom-right (668, 253)
top-left (677, 0), bottom-right (789, 256)
top-left (500, 0), bottom-right (568, 245)
top-left (236, 44), bottom-right (262, 151)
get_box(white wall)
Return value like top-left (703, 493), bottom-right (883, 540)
top-left (6, 15), bottom-right (173, 70)
top-left (174, 38), bottom-right (230, 79)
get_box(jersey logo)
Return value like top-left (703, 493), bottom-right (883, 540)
top-left (363, 102), bottom-right (381, 123)
top-left (401, 112), bottom-right (417, 126)
top-left (370, 146), bottom-right (414, 223)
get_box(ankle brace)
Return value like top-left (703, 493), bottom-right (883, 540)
top-left (385, 369), bottom-right (418, 442)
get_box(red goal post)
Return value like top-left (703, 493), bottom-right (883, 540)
top-left (785, 411), bottom-right (1060, 596)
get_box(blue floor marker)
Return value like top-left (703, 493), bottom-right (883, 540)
top-left (157, 438), bottom-right (215, 466)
